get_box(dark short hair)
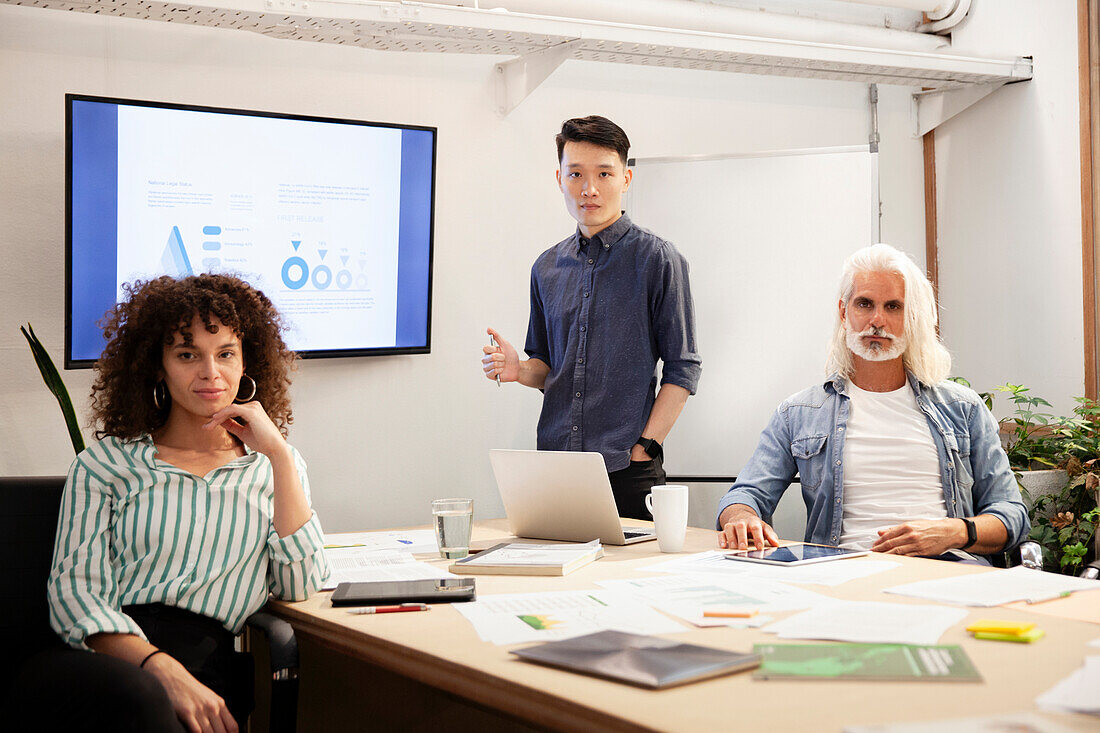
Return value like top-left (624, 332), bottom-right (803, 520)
top-left (555, 116), bottom-right (630, 166)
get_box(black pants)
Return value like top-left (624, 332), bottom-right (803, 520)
top-left (608, 455), bottom-right (666, 521)
top-left (125, 603), bottom-right (255, 728)
top-left (9, 605), bottom-right (253, 733)
top-left (8, 642), bottom-right (186, 732)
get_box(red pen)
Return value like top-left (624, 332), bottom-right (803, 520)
top-left (346, 603), bottom-right (431, 615)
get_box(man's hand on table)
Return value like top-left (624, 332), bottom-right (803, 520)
top-left (871, 518), bottom-right (967, 557)
top-left (717, 504), bottom-right (780, 551)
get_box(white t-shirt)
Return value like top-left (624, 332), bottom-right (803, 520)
top-left (839, 382), bottom-right (947, 550)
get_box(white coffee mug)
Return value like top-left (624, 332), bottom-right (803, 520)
top-left (644, 484), bottom-right (689, 553)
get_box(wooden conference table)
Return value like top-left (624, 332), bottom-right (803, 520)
top-left (263, 521), bottom-right (1098, 732)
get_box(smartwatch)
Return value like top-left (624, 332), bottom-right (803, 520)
top-left (959, 517), bottom-right (978, 550)
top-left (637, 437), bottom-right (663, 460)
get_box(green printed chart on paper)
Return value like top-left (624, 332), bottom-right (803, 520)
top-left (752, 643), bottom-right (982, 682)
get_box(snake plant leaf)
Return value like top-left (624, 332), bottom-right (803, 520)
top-left (20, 323), bottom-right (85, 455)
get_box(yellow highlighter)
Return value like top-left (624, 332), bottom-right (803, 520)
top-left (965, 620), bottom-right (1036, 635)
top-left (973, 629), bottom-right (1045, 643)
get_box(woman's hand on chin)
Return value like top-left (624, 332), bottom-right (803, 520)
top-left (204, 401), bottom-right (289, 460)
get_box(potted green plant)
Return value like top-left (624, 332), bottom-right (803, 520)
top-left (985, 383), bottom-right (1099, 574)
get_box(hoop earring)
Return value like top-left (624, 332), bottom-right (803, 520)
top-left (152, 381), bottom-right (168, 411)
top-left (235, 374), bottom-right (257, 403)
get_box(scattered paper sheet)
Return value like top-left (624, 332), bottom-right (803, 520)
top-left (845, 712), bottom-right (1077, 733)
top-left (1036, 656), bottom-right (1100, 716)
top-left (596, 574), bottom-right (833, 627)
top-left (454, 590), bottom-right (686, 645)
top-left (763, 600), bottom-right (967, 645)
top-left (639, 551), bottom-right (901, 586)
top-left (322, 548), bottom-right (455, 590)
top-left (324, 529), bottom-right (440, 555)
top-left (884, 566), bottom-right (1100, 607)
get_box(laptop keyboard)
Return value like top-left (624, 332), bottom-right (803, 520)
top-left (622, 529), bottom-right (651, 538)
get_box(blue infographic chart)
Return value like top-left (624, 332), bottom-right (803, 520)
top-left (102, 104), bottom-right (414, 353)
top-left (68, 97), bottom-right (433, 362)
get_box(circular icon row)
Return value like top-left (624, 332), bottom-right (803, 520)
top-left (281, 257), bottom-right (367, 290)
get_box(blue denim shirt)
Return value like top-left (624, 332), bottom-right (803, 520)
top-left (525, 215), bottom-right (702, 472)
top-left (716, 373), bottom-right (1030, 551)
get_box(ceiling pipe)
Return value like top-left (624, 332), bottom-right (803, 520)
top-left (917, 0), bottom-right (972, 34)
top-left (421, 0), bottom-right (950, 52)
top-left (829, 0), bottom-right (955, 18)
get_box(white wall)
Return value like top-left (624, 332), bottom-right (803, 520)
top-left (938, 0), bottom-right (1084, 417)
top-left (0, 4), bottom-right (925, 530)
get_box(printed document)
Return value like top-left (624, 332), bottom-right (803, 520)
top-left (454, 590), bottom-right (686, 646)
top-left (884, 565), bottom-right (1100, 606)
top-left (763, 600), bottom-right (967, 645)
top-left (1036, 656), bottom-right (1100, 716)
top-left (640, 551), bottom-right (901, 586)
top-left (322, 548), bottom-right (455, 590)
top-left (595, 574), bottom-right (833, 627)
top-left (324, 529), bottom-right (440, 555)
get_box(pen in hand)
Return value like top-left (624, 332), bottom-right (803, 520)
top-left (489, 334), bottom-right (501, 387)
top-left (347, 603), bottom-right (432, 615)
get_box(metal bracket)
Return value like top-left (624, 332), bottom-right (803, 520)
top-left (494, 40), bottom-right (582, 118)
top-left (912, 82), bottom-right (1006, 137)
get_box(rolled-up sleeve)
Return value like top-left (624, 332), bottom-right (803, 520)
top-left (524, 262), bottom-right (551, 367)
top-left (654, 247), bottom-right (702, 394)
top-left (967, 399), bottom-right (1031, 547)
top-left (716, 406), bottom-right (798, 528)
top-left (267, 451), bottom-right (330, 600)
top-left (47, 459), bottom-right (146, 650)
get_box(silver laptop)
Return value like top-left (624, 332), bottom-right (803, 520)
top-left (489, 449), bottom-right (657, 545)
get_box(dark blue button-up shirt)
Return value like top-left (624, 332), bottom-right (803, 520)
top-left (525, 214), bottom-right (702, 472)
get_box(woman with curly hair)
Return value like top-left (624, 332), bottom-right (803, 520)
top-left (43, 274), bottom-right (329, 733)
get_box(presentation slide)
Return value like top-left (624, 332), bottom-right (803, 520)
top-left (116, 106), bottom-right (402, 350)
top-left (68, 97), bottom-right (434, 364)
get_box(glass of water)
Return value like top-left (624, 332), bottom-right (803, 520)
top-left (432, 498), bottom-right (473, 559)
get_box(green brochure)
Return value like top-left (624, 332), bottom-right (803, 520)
top-left (752, 643), bottom-right (982, 682)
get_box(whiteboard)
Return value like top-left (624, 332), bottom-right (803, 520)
top-left (626, 146), bottom-right (878, 477)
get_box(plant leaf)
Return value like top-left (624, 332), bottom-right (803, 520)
top-left (20, 324), bottom-right (85, 455)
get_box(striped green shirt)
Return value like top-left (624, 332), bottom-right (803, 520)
top-left (48, 434), bottom-right (329, 649)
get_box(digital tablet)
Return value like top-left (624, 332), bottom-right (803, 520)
top-left (724, 545), bottom-right (868, 566)
top-left (330, 578), bottom-right (477, 607)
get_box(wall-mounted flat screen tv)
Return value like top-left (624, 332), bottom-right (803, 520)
top-left (66, 94), bottom-right (435, 367)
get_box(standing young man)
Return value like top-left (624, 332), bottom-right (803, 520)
top-left (482, 116), bottom-right (702, 520)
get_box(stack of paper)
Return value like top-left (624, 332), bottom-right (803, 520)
top-left (884, 566), bottom-right (1100, 606)
top-left (1036, 656), bottom-right (1100, 716)
top-left (763, 600), bottom-right (968, 645)
top-left (450, 540), bottom-right (602, 576)
top-left (454, 590), bottom-right (686, 645)
top-left (322, 548), bottom-right (455, 590)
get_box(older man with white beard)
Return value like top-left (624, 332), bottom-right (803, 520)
top-left (716, 244), bottom-right (1029, 563)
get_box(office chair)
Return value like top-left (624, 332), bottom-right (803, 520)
top-left (992, 540), bottom-right (1044, 570)
top-left (2, 475), bottom-right (300, 733)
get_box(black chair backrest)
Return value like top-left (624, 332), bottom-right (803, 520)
top-left (2, 476), bottom-right (67, 686)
